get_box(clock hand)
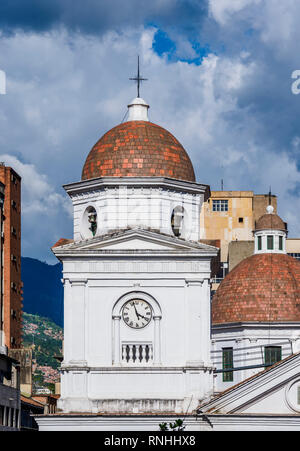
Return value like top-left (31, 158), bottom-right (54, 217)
top-left (137, 313), bottom-right (148, 321)
top-left (133, 304), bottom-right (140, 319)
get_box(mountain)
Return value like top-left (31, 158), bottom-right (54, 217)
top-left (21, 257), bottom-right (64, 327)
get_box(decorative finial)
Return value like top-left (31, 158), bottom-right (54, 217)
top-left (129, 55), bottom-right (148, 98)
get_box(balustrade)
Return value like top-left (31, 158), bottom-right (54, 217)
top-left (121, 343), bottom-right (153, 365)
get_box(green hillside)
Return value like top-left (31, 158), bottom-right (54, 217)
top-left (22, 312), bottom-right (63, 390)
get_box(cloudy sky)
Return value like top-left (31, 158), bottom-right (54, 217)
top-left (0, 0), bottom-right (300, 263)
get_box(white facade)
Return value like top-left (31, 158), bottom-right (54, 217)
top-left (64, 177), bottom-right (207, 243)
top-left (212, 322), bottom-right (300, 392)
top-left (36, 351), bottom-right (300, 431)
top-left (52, 175), bottom-right (218, 416)
top-left (254, 229), bottom-right (287, 254)
top-left (198, 352), bottom-right (300, 431)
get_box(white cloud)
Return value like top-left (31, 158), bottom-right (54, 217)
top-left (0, 154), bottom-right (71, 216)
top-left (209, 0), bottom-right (262, 25)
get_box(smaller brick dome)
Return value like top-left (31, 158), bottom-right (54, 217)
top-left (255, 212), bottom-right (286, 232)
top-left (212, 253), bottom-right (300, 324)
top-left (81, 121), bottom-right (195, 182)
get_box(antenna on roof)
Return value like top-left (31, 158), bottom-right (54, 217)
top-left (129, 55), bottom-right (148, 98)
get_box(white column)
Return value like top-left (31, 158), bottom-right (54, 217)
top-left (62, 279), bottom-right (71, 364)
top-left (153, 316), bottom-right (161, 365)
top-left (113, 315), bottom-right (121, 365)
top-left (69, 279), bottom-right (87, 366)
top-left (185, 279), bottom-right (207, 366)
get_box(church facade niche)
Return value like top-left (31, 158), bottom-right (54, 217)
top-left (171, 205), bottom-right (187, 238)
top-left (80, 205), bottom-right (98, 239)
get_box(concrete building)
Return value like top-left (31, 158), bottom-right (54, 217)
top-left (228, 237), bottom-right (300, 272)
top-left (8, 348), bottom-right (32, 395)
top-left (0, 352), bottom-right (20, 431)
top-left (201, 190), bottom-right (277, 264)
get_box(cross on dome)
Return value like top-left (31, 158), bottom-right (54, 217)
top-left (129, 55), bottom-right (148, 98)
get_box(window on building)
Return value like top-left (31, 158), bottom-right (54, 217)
top-left (264, 346), bottom-right (282, 367)
top-left (258, 236), bottom-right (262, 251)
top-left (171, 206), bottom-right (185, 238)
top-left (288, 253), bottom-right (300, 261)
top-left (238, 217), bottom-right (244, 223)
top-left (267, 235), bottom-right (274, 250)
top-left (222, 348), bottom-right (233, 382)
top-left (213, 200), bottom-right (228, 212)
top-left (279, 236), bottom-right (283, 251)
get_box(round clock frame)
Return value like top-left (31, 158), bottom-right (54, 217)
top-left (122, 299), bottom-right (153, 329)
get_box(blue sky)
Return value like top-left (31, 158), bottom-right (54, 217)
top-left (0, 0), bottom-right (300, 262)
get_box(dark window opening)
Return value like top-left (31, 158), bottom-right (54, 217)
top-left (258, 236), bottom-right (262, 251)
top-left (222, 348), bottom-right (233, 382)
top-left (171, 206), bottom-right (184, 237)
top-left (267, 235), bottom-right (274, 250)
top-left (264, 346), bottom-right (281, 366)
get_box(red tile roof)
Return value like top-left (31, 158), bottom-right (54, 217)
top-left (212, 253), bottom-right (300, 323)
top-left (82, 121), bottom-right (195, 182)
top-left (21, 395), bottom-right (45, 408)
top-left (255, 213), bottom-right (286, 231)
top-left (52, 238), bottom-right (74, 248)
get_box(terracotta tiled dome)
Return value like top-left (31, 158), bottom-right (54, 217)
top-left (212, 253), bottom-right (300, 324)
top-left (255, 213), bottom-right (286, 231)
top-left (82, 121), bottom-right (195, 182)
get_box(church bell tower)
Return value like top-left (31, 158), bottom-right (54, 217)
top-left (51, 72), bottom-right (218, 416)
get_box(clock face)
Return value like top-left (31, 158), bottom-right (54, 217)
top-left (122, 299), bottom-right (152, 329)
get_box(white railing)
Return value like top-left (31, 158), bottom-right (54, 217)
top-left (122, 343), bottom-right (153, 365)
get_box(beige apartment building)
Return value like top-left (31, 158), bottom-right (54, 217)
top-left (200, 191), bottom-right (277, 264)
top-left (201, 190), bottom-right (300, 286)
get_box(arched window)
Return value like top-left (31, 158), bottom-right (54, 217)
top-left (81, 206), bottom-right (98, 239)
top-left (171, 206), bottom-right (185, 237)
